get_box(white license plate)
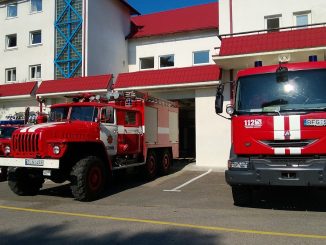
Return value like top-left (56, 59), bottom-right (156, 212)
top-left (25, 159), bottom-right (44, 167)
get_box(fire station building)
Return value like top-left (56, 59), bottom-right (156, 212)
top-left (0, 0), bottom-right (326, 168)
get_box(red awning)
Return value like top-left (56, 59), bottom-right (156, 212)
top-left (36, 74), bottom-right (112, 97)
top-left (129, 2), bottom-right (218, 39)
top-left (219, 26), bottom-right (326, 56)
top-left (0, 82), bottom-right (37, 99)
top-left (114, 65), bottom-right (220, 90)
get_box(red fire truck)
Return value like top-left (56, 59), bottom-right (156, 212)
top-left (215, 57), bottom-right (326, 206)
top-left (0, 91), bottom-right (179, 201)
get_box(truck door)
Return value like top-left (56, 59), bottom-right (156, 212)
top-left (99, 107), bottom-right (118, 156)
top-left (123, 110), bottom-right (141, 154)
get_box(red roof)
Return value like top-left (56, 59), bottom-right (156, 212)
top-left (37, 74), bottom-right (112, 96)
top-left (0, 82), bottom-right (37, 98)
top-left (219, 26), bottom-right (326, 56)
top-left (129, 2), bottom-right (218, 39)
top-left (114, 65), bottom-right (220, 89)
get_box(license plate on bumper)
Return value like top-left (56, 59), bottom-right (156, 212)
top-left (0, 158), bottom-right (59, 169)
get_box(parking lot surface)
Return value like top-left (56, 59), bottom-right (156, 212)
top-left (1, 161), bottom-right (326, 244)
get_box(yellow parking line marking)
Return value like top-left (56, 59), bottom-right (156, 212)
top-left (0, 205), bottom-right (325, 240)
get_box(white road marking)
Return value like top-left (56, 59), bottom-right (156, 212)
top-left (163, 169), bottom-right (212, 192)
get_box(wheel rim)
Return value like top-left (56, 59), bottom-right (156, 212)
top-left (162, 154), bottom-right (170, 170)
top-left (88, 166), bottom-right (102, 192)
top-left (147, 156), bottom-right (156, 174)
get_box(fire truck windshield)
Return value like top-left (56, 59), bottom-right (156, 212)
top-left (49, 106), bottom-right (98, 122)
top-left (235, 69), bottom-right (326, 114)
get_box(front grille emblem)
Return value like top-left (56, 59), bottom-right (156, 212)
top-left (284, 130), bottom-right (291, 138)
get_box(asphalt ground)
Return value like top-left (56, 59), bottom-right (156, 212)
top-left (0, 160), bottom-right (326, 244)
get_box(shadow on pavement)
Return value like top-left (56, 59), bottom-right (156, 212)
top-left (39, 158), bottom-right (195, 201)
top-left (249, 187), bottom-right (326, 212)
top-left (0, 224), bottom-right (219, 245)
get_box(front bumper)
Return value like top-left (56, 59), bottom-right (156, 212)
top-left (0, 158), bottom-right (59, 169)
top-left (225, 158), bottom-right (326, 187)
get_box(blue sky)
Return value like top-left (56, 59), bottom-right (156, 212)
top-left (127, 0), bottom-right (217, 15)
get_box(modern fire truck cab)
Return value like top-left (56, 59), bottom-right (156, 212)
top-left (215, 58), bottom-right (326, 206)
top-left (0, 91), bottom-right (179, 201)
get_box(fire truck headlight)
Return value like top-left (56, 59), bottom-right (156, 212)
top-left (53, 145), bottom-right (60, 155)
top-left (4, 146), bottom-right (10, 155)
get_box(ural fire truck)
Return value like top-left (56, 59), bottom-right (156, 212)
top-left (0, 91), bottom-right (179, 201)
top-left (215, 58), bottom-right (326, 206)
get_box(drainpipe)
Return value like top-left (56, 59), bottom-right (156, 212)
top-left (229, 0), bottom-right (233, 35)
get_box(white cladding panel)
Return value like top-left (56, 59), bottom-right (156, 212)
top-left (169, 111), bottom-right (178, 143)
top-left (87, 0), bottom-right (130, 77)
top-left (145, 106), bottom-right (158, 144)
top-left (195, 87), bottom-right (231, 168)
top-left (128, 31), bottom-right (219, 72)
top-left (0, 0), bottom-right (55, 83)
top-left (219, 0), bottom-right (326, 35)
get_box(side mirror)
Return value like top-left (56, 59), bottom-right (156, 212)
top-left (215, 84), bottom-right (224, 114)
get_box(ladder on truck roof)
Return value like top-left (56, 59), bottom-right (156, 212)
top-left (123, 91), bottom-right (178, 108)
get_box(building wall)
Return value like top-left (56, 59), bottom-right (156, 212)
top-left (219, 0), bottom-right (326, 35)
top-left (0, 0), bottom-right (55, 83)
top-left (195, 87), bottom-right (231, 168)
top-left (128, 31), bottom-right (219, 72)
top-left (86, 0), bottom-right (130, 78)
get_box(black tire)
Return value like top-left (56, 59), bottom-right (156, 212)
top-left (7, 167), bottom-right (44, 196)
top-left (232, 185), bottom-right (253, 206)
top-left (144, 150), bottom-right (158, 180)
top-left (159, 149), bottom-right (172, 175)
top-left (70, 156), bottom-right (107, 201)
top-left (0, 167), bottom-right (7, 182)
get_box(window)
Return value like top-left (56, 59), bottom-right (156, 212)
top-left (294, 11), bottom-right (311, 27)
top-left (7, 3), bottom-right (17, 18)
top-left (30, 30), bottom-right (42, 45)
top-left (125, 111), bottom-right (136, 125)
top-left (160, 55), bottom-right (174, 68)
top-left (6, 68), bottom-right (16, 82)
top-left (30, 65), bottom-right (41, 79)
top-left (193, 50), bottom-right (210, 65)
top-left (265, 15), bottom-right (281, 32)
top-left (140, 57), bottom-right (154, 70)
top-left (6, 34), bottom-right (17, 49)
top-left (31, 0), bottom-right (42, 12)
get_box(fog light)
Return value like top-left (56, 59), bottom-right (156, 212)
top-left (4, 146), bottom-right (10, 155)
top-left (53, 145), bottom-right (60, 155)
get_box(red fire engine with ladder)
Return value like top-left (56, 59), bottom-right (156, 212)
top-left (215, 55), bottom-right (326, 206)
top-left (0, 91), bottom-right (179, 201)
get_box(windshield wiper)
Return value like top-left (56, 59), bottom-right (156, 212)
top-left (262, 99), bottom-right (288, 107)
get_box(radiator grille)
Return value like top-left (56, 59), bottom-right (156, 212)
top-left (260, 139), bottom-right (315, 148)
top-left (13, 133), bottom-right (40, 153)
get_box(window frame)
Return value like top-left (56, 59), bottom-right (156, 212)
top-left (159, 54), bottom-right (175, 68)
top-left (193, 50), bottom-right (210, 65)
top-left (293, 11), bottom-right (311, 28)
top-left (29, 64), bottom-right (41, 80)
top-left (139, 56), bottom-right (155, 70)
top-left (5, 68), bottom-right (17, 83)
top-left (30, 30), bottom-right (42, 45)
top-left (30, 0), bottom-right (42, 13)
top-left (7, 3), bottom-right (17, 18)
top-left (6, 34), bottom-right (17, 49)
top-left (265, 14), bottom-right (282, 32)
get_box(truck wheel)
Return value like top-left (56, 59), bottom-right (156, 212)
top-left (231, 186), bottom-right (253, 206)
top-left (70, 156), bottom-right (107, 201)
top-left (0, 167), bottom-right (7, 182)
top-left (7, 167), bottom-right (44, 196)
top-left (144, 150), bottom-right (158, 180)
top-left (159, 149), bottom-right (172, 175)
